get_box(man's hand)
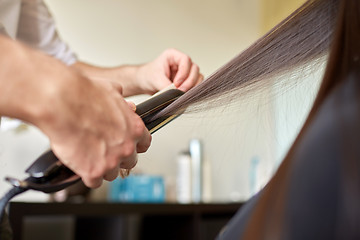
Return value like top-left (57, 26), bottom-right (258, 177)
top-left (136, 48), bottom-right (204, 95)
top-left (0, 37), bottom-right (151, 188)
top-left (71, 48), bottom-right (204, 97)
top-left (41, 73), bottom-right (152, 188)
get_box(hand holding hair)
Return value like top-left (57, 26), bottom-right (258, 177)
top-left (136, 48), bottom-right (204, 94)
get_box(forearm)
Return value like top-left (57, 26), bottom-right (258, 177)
top-left (0, 36), bottom-right (78, 128)
top-left (71, 61), bottom-right (145, 97)
top-left (0, 36), bottom-right (45, 123)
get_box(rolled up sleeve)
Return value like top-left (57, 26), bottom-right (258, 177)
top-left (16, 0), bottom-right (77, 65)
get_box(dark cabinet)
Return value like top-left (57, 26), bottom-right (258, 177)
top-left (9, 202), bottom-right (242, 240)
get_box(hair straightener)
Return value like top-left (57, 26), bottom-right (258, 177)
top-left (0, 87), bottom-right (184, 220)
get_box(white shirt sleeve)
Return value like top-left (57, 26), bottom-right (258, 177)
top-left (16, 0), bottom-right (77, 65)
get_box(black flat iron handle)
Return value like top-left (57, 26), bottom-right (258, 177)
top-left (25, 150), bottom-right (62, 178)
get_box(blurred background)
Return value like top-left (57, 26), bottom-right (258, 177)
top-left (0, 0), bottom-right (322, 204)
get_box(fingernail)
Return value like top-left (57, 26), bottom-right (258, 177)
top-left (178, 86), bottom-right (187, 92)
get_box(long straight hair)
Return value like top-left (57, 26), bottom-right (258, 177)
top-left (156, 0), bottom-right (360, 239)
top-left (241, 0), bottom-right (360, 239)
top-left (156, 0), bottom-right (339, 117)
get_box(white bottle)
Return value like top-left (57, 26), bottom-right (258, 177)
top-left (189, 139), bottom-right (202, 203)
top-left (176, 151), bottom-right (192, 203)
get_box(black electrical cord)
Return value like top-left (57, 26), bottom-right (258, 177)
top-left (0, 187), bottom-right (27, 224)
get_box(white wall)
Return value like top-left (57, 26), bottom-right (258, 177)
top-left (0, 124), bottom-right (50, 201)
top-left (274, 62), bottom-right (326, 166)
top-left (1, 0), bottom-right (281, 202)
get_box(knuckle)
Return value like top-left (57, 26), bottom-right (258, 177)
top-left (133, 118), bottom-right (146, 137)
top-left (137, 144), bottom-right (149, 153)
top-left (82, 175), bottom-right (102, 188)
top-left (138, 136), bottom-right (151, 153)
top-left (121, 140), bottom-right (136, 158)
top-left (104, 169), bottom-right (118, 181)
top-left (166, 47), bottom-right (177, 53)
top-left (106, 174), bottom-right (117, 182)
top-left (193, 63), bottom-right (199, 72)
top-left (90, 166), bottom-right (105, 180)
top-left (106, 157), bottom-right (119, 171)
top-left (182, 55), bottom-right (192, 64)
top-left (120, 156), bottom-right (138, 169)
top-left (188, 56), bottom-right (192, 62)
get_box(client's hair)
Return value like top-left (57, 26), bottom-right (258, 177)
top-left (157, 0), bottom-right (339, 116)
top-left (241, 1), bottom-right (360, 239)
top-left (157, 0), bottom-right (360, 239)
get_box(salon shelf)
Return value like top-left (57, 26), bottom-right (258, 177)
top-left (9, 202), bottom-right (242, 240)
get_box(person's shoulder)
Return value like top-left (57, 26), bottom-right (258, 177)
top-left (295, 74), bottom-right (360, 163)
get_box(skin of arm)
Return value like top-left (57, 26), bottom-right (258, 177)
top-left (71, 48), bottom-right (204, 97)
top-left (2, 0), bottom-right (203, 189)
top-left (0, 35), bottom-right (151, 188)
